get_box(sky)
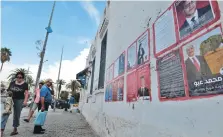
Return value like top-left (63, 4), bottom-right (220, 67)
top-left (0, 1), bottom-right (106, 83)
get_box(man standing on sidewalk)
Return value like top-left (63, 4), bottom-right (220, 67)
top-left (33, 78), bottom-right (53, 134)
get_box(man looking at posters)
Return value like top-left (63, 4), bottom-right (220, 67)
top-left (177, 1), bottom-right (214, 38)
top-left (137, 76), bottom-right (150, 100)
top-left (185, 45), bottom-right (212, 84)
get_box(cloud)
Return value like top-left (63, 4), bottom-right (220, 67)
top-left (0, 48), bottom-right (90, 85)
top-left (76, 37), bottom-right (92, 47)
top-left (80, 1), bottom-right (100, 26)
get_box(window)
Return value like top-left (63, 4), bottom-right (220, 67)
top-left (98, 31), bottom-right (108, 89)
top-left (90, 59), bottom-right (95, 94)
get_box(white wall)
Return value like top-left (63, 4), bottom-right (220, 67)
top-left (79, 1), bottom-right (223, 137)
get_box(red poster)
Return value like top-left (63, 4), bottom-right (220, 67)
top-left (117, 77), bottom-right (124, 101)
top-left (127, 71), bottom-right (137, 102)
top-left (112, 80), bottom-right (118, 101)
top-left (136, 64), bottom-right (151, 101)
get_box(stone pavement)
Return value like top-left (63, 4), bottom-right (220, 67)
top-left (3, 108), bottom-right (99, 137)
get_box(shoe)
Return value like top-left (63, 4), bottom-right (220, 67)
top-left (33, 131), bottom-right (44, 134)
top-left (23, 119), bottom-right (29, 123)
top-left (41, 128), bottom-right (46, 131)
top-left (10, 131), bottom-right (18, 136)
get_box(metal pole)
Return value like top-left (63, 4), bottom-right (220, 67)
top-left (54, 46), bottom-right (64, 112)
top-left (34, 1), bottom-right (56, 90)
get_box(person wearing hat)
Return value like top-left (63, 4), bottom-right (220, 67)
top-left (33, 78), bottom-right (53, 134)
top-left (24, 81), bottom-right (44, 123)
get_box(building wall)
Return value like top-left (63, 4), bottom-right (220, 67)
top-left (79, 1), bottom-right (223, 137)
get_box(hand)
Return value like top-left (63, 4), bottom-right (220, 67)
top-left (23, 101), bottom-right (27, 107)
top-left (41, 106), bottom-right (45, 112)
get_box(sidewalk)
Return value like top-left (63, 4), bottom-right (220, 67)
top-left (3, 108), bottom-right (99, 137)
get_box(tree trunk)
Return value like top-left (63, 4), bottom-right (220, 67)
top-left (0, 63), bottom-right (4, 72)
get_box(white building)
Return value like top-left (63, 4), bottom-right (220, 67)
top-left (78, 1), bottom-right (223, 137)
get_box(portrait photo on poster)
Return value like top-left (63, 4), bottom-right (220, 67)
top-left (175, 0), bottom-right (215, 39)
top-left (154, 6), bottom-right (176, 56)
top-left (117, 77), bottom-right (124, 101)
top-left (137, 30), bottom-right (149, 65)
top-left (127, 71), bottom-right (137, 102)
top-left (137, 65), bottom-right (151, 101)
top-left (127, 42), bottom-right (137, 70)
top-left (182, 26), bottom-right (223, 97)
top-left (157, 50), bottom-right (186, 100)
top-left (118, 53), bottom-right (125, 75)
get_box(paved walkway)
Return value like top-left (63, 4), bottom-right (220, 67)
top-left (3, 108), bottom-right (99, 137)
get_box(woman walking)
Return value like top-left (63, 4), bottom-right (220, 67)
top-left (7, 72), bottom-right (29, 136)
top-left (24, 81), bottom-right (44, 123)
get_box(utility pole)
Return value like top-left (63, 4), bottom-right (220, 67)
top-left (54, 46), bottom-right (64, 112)
top-left (34, 1), bottom-right (56, 90)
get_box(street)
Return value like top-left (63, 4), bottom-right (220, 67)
top-left (3, 107), bottom-right (99, 137)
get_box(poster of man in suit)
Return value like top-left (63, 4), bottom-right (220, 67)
top-left (182, 27), bottom-right (223, 96)
top-left (137, 76), bottom-right (150, 100)
top-left (175, 0), bottom-right (215, 39)
top-left (137, 31), bottom-right (149, 65)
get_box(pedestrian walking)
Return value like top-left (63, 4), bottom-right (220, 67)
top-left (23, 81), bottom-right (44, 123)
top-left (33, 78), bottom-right (53, 134)
top-left (7, 72), bottom-right (29, 136)
top-left (1, 91), bottom-right (13, 137)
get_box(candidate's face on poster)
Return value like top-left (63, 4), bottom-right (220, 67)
top-left (137, 31), bottom-right (149, 65)
top-left (182, 27), bottom-right (223, 97)
top-left (182, 1), bottom-right (197, 17)
top-left (175, 0), bottom-right (214, 39)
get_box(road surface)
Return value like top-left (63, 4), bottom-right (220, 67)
top-left (3, 107), bottom-right (99, 137)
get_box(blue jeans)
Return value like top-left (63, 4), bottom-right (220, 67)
top-left (13, 99), bottom-right (24, 128)
top-left (1, 114), bottom-right (10, 129)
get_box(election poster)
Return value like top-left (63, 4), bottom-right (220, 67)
top-left (127, 42), bottom-right (137, 70)
top-left (137, 64), bottom-right (151, 101)
top-left (117, 77), bottom-right (124, 101)
top-left (118, 52), bottom-right (125, 75)
top-left (105, 83), bottom-right (113, 102)
top-left (175, 1), bottom-right (215, 39)
top-left (127, 71), bottom-right (137, 102)
top-left (137, 30), bottom-right (149, 65)
top-left (181, 26), bottom-right (223, 97)
top-left (114, 59), bottom-right (119, 78)
top-left (157, 50), bottom-right (186, 99)
top-left (112, 80), bottom-right (118, 101)
top-left (154, 6), bottom-right (176, 56)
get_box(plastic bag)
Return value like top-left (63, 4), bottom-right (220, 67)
top-left (34, 111), bottom-right (47, 126)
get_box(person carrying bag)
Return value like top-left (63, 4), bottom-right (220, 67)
top-left (34, 111), bottom-right (47, 126)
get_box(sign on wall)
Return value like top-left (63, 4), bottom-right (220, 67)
top-left (118, 53), bottom-right (125, 75)
top-left (181, 26), bottom-right (223, 97)
top-left (106, 64), bottom-right (114, 83)
top-left (127, 64), bottom-right (151, 102)
top-left (114, 59), bottom-right (119, 78)
top-left (127, 71), bottom-right (137, 102)
top-left (105, 83), bottom-right (113, 102)
top-left (175, 1), bottom-right (217, 40)
top-left (127, 42), bottom-right (137, 70)
top-left (137, 30), bottom-right (149, 65)
top-left (157, 50), bottom-right (186, 100)
top-left (153, 6), bottom-right (177, 57)
top-left (112, 80), bottom-right (118, 101)
top-left (137, 64), bottom-right (151, 101)
top-left (117, 77), bottom-right (124, 101)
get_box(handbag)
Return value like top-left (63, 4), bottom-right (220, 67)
top-left (34, 111), bottom-right (47, 126)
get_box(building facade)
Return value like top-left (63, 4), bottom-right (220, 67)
top-left (78, 1), bottom-right (223, 137)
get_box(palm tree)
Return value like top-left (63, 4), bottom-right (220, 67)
top-left (7, 68), bottom-right (33, 86)
top-left (66, 80), bottom-right (81, 96)
top-left (1, 47), bottom-right (12, 72)
top-left (56, 79), bottom-right (66, 98)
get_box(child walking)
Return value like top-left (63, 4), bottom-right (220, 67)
top-left (1, 91), bottom-right (13, 137)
